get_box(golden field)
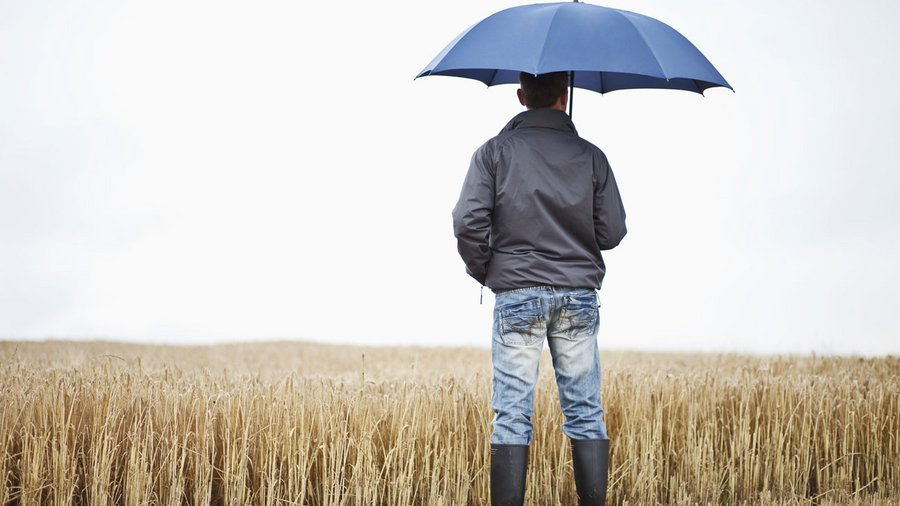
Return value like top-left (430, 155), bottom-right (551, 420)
top-left (0, 340), bottom-right (897, 505)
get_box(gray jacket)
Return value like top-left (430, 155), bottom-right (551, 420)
top-left (452, 108), bottom-right (627, 291)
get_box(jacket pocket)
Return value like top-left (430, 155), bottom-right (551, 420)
top-left (498, 298), bottom-right (545, 346)
top-left (556, 294), bottom-right (598, 339)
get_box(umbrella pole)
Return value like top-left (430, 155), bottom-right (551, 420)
top-left (568, 0), bottom-right (580, 118)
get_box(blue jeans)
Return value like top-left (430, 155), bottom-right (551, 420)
top-left (490, 286), bottom-right (608, 445)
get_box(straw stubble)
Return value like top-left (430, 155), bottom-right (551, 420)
top-left (0, 341), bottom-right (896, 505)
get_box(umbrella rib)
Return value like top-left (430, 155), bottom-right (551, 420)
top-left (614, 10), bottom-right (668, 80)
top-left (535, 4), bottom-right (567, 73)
top-left (489, 68), bottom-right (501, 87)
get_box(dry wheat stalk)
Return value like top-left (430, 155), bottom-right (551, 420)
top-left (0, 341), bottom-right (896, 505)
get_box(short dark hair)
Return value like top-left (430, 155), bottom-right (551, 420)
top-left (519, 71), bottom-right (568, 109)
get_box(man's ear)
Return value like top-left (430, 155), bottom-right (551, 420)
top-left (517, 88), bottom-right (526, 107)
top-left (559, 88), bottom-right (568, 110)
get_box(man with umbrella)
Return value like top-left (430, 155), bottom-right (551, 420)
top-left (452, 70), bottom-right (626, 505)
top-left (425, 3), bottom-right (731, 504)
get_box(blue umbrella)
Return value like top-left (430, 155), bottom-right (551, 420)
top-left (416, 1), bottom-right (732, 115)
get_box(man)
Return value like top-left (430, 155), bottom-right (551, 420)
top-left (452, 71), bottom-right (627, 506)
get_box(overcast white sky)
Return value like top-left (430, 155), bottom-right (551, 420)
top-left (1, 0), bottom-right (898, 355)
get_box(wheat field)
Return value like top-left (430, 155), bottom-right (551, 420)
top-left (0, 340), bottom-right (896, 505)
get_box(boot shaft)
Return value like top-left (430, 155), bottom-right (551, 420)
top-left (570, 438), bottom-right (609, 506)
top-left (490, 444), bottom-right (529, 506)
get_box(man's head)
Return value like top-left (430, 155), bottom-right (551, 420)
top-left (517, 71), bottom-right (568, 111)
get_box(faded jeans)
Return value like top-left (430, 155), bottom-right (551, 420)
top-left (490, 286), bottom-right (608, 445)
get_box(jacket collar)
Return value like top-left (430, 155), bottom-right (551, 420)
top-left (499, 108), bottom-right (578, 136)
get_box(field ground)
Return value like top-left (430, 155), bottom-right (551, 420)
top-left (0, 340), bottom-right (897, 505)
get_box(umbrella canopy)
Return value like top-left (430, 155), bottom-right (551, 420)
top-left (416, 1), bottom-right (732, 95)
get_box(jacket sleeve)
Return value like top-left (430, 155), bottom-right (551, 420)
top-left (451, 143), bottom-right (495, 285)
top-left (593, 152), bottom-right (627, 250)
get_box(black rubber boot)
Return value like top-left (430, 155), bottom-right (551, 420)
top-left (570, 438), bottom-right (609, 506)
top-left (490, 444), bottom-right (529, 506)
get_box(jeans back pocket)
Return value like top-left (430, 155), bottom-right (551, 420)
top-left (555, 294), bottom-right (598, 339)
top-left (497, 297), bottom-right (545, 346)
